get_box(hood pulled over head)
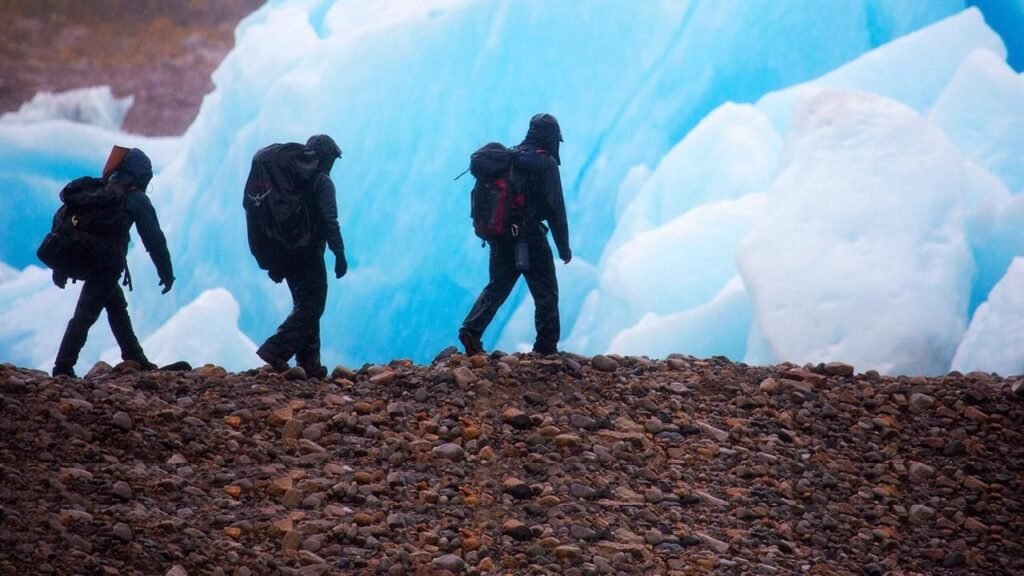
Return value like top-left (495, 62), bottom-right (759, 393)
top-left (523, 113), bottom-right (563, 165)
top-left (109, 147), bottom-right (153, 191)
top-left (306, 134), bottom-right (343, 173)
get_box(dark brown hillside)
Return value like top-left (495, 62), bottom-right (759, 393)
top-left (0, 0), bottom-right (263, 135)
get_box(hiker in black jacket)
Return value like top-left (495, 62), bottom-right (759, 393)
top-left (256, 134), bottom-right (347, 378)
top-left (53, 148), bottom-right (174, 378)
top-left (460, 113), bottom-right (571, 356)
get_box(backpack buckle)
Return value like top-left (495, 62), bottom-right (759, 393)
top-left (511, 224), bottom-right (519, 238)
top-left (249, 189), bottom-right (270, 207)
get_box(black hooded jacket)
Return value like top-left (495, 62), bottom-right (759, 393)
top-left (108, 148), bottom-right (174, 283)
top-left (305, 135), bottom-right (345, 256)
top-left (515, 146), bottom-right (570, 259)
top-left (516, 114), bottom-right (570, 259)
top-left (308, 173), bottom-right (345, 255)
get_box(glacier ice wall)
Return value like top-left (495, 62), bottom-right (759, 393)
top-left (953, 257), bottom-right (1024, 374)
top-left (967, 0), bottom-right (1024, 69)
top-left (563, 103), bottom-right (780, 355)
top-left (1, 1), bottom-right (1023, 375)
top-left (566, 7), bottom-right (1020, 374)
top-left (0, 262), bottom-right (17, 284)
top-left (126, 0), bottom-right (971, 367)
top-left (100, 288), bottom-right (260, 370)
top-left (737, 90), bottom-right (973, 376)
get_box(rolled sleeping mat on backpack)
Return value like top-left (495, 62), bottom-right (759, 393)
top-left (102, 145), bottom-right (131, 181)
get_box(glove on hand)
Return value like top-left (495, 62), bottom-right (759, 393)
top-left (334, 252), bottom-right (348, 279)
top-left (53, 271), bottom-right (67, 289)
top-left (268, 270), bottom-right (285, 284)
top-left (159, 276), bottom-right (174, 294)
top-left (558, 248), bottom-right (572, 265)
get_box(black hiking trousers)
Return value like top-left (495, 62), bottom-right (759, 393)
top-left (55, 267), bottom-right (147, 372)
top-left (461, 235), bottom-right (560, 353)
top-left (258, 246), bottom-right (328, 369)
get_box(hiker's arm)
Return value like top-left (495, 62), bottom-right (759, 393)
top-left (544, 164), bottom-right (571, 262)
top-left (315, 176), bottom-right (345, 255)
top-left (127, 192), bottom-right (174, 284)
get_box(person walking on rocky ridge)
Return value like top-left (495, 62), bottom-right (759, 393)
top-left (49, 147), bottom-right (175, 378)
top-left (459, 113), bottom-right (572, 356)
top-left (246, 134), bottom-right (347, 378)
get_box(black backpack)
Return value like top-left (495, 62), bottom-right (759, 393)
top-left (467, 143), bottom-right (527, 242)
top-left (242, 143), bottom-right (320, 272)
top-left (36, 176), bottom-right (128, 280)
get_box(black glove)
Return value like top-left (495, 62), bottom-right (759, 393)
top-left (558, 248), bottom-right (572, 265)
top-left (159, 276), bottom-right (174, 294)
top-left (334, 251), bottom-right (348, 279)
top-left (268, 270), bottom-right (285, 283)
top-left (52, 271), bottom-right (67, 289)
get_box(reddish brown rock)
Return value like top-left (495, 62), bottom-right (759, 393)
top-left (0, 358), bottom-right (1019, 576)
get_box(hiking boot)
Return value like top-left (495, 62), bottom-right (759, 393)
top-left (532, 344), bottom-right (558, 356)
top-left (52, 365), bottom-right (77, 379)
top-left (257, 348), bottom-right (290, 373)
top-left (300, 364), bottom-right (328, 379)
top-left (459, 330), bottom-right (484, 357)
top-left (125, 357), bottom-right (159, 371)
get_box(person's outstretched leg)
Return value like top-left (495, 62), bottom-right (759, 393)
top-left (522, 238), bottom-right (559, 354)
top-left (295, 253), bottom-right (328, 377)
top-left (259, 249), bottom-right (327, 370)
top-left (105, 282), bottom-right (154, 368)
top-left (460, 241), bottom-right (520, 354)
top-left (54, 270), bottom-right (121, 376)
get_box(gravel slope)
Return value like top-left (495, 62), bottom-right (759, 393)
top-left (1, 353), bottom-right (1022, 575)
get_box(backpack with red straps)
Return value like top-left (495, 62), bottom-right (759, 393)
top-left (465, 142), bottom-right (527, 242)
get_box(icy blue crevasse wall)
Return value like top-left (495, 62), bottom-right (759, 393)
top-left (130, 0), bottom-right (966, 366)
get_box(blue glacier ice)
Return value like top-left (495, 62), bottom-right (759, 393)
top-left (0, 120), bottom-right (178, 269)
top-left (100, 288), bottom-right (261, 369)
top-left (0, 1), bottom-right (1022, 375)
top-left (1, 86), bottom-right (133, 131)
top-left (738, 90), bottom-right (974, 376)
top-left (0, 262), bottom-right (16, 283)
top-left (968, 0), bottom-right (1024, 68)
top-left (953, 257), bottom-right (1024, 374)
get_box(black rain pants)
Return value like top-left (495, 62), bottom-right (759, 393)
top-left (461, 235), bottom-right (560, 353)
top-left (55, 267), bottom-right (146, 372)
top-left (257, 246), bottom-right (327, 369)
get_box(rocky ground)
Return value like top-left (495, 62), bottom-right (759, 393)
top-left (1, 352), bottom-right (1022, 575)
top-left (0, 0), bottom-right (262, 135)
